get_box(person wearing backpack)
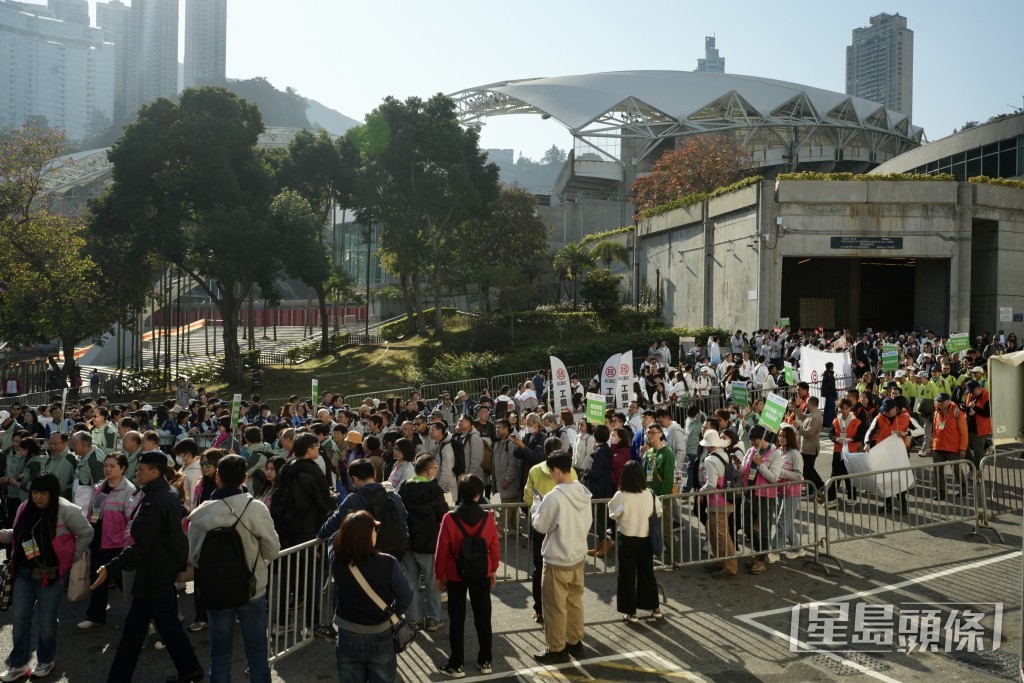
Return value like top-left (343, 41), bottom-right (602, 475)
top-left (434, 474), bottom-right (500, 678)
top-left (398, 454), bottom-right (449, 632)
top-left (187, 455), bottom-right (280, 683)
top-left (699, 430), bottom-right (737, 578)
top-left (453, 415), bottom-right (483, 480)
top-left (317, 459), bottom-right (408, 556)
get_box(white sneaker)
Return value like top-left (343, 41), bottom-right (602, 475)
top-left (30, 662), bottom-right (54, 678)
top-left (784, 549), bottom-right (808, 560)
top-left (766, 552), bottom-right (780, 564)
top-left (0, 664), bottom-right (31, 682)
top-left (77, 620), bottom-right (102, 630)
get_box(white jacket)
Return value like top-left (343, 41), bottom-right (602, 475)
top-left (531, 481), bottom-right (593, 567)
top-left (188, 493), bottom-right (281, 600)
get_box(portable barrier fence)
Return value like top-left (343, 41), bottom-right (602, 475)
top-left (977, 449), bottom-right (1024, 542)
top-left (266, 537), bottom-right (333, 662)
top-left (815, 460), bottom-right (999, 572)
top-left (419, 378), bottom-right (491, 403)
top-left (660, 480), bottom-right (825, 572)
top-left (344, 387), bottom-right (419, 408)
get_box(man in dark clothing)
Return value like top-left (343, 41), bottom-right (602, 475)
top-left (821, 362), bottom-right (839, 428)
top-left (93, 452), bottom-right (203, 683)
top-left (269, 433), bottom-right (334, 634)
top-left (398, 453), bottom-right (449, 630)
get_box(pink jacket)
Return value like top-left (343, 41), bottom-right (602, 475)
top-left (740, 446), bottom-right (783, 498)
top-left (8, 499), bottom-right (94, 577)
top-left (88, 478), bottom-right (137, 550)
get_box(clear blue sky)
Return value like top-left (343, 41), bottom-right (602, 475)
top-left (64, 1), bottom-right (1024, 159)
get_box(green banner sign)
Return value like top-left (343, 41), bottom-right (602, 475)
top-left (731, 382), bottom-right (748, 406)
top-left (783, 362), bottom-right (795, 385)
top-left (946, 333), bottom-right (970, 353)
top-left (881, 351), bottom-right (899, 372)
top-left (759, 393), bottom-right (789, 433)
top-left (312, 378), bottom-right (319, 406)
top-left (229, 393), bottom-right (243, 430)
top-left (586, 393), bottom-right (606, 424)
top-left (777, 317), bottom-right (790, 328)
top-left (883, 343), bottom-right (898, 354)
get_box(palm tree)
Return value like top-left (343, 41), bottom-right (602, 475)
top-left (590, 239), bottom-right (629, 271)
top-left (552, 241), bottom-right (596, 306)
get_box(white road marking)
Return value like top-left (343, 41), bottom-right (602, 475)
top-left (734, 550), bottom-right (1022, 683)
top-left (456, 649), bottom-right (699, 683)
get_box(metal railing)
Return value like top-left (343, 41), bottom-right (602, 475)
top-left (977, 449), bottom-right (1024, 542)
top-left (419, 378), bottom-right (491, 403)
top-left (266, 537), bottom-right (333, 662)
top-left (344, 387), bottom-right (418, 408)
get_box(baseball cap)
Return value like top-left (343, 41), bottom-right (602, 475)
top-left (894, 370), bottom-right (906, 378)
top-left (965, 380), bottom-right (980, 391)
top-left (970, 366), bottom-right (984, 374)
top-left (0, 410), bottom-right (10, 421)
top-left (880, 398), bottom-right (897, 412)
top-left (916, 371), bottom-right (928, 378)
top-left (936, 392), bottom-right (952, 402)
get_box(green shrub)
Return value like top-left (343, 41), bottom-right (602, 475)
top-left (969, 175), bottom-right (1024, 190)
top-left (285, 331), bottom-right (350, 364)
top-left (469, 325), bottom-right (513, 353)
top-left (579, 226), bottom-right (633, 245)
top-left (425, 351), bottom-right (506, 383)
top-left (580, 271), bottom-right (622, 322)
top-left (380, 307), bottom-right (459, 341)
top-left (639, 176), bottom-right (763, 220)
top-left (486, 310), bottom-right (606, 335)
top-left (778, 171), bottom-right (956, 182)
top-left (667, 326), bottom-right (733, 348)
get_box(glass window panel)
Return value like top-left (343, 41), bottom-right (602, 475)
top-left (999, 148), bottom-right (1016, 178)
top-left (967, 146), bottom-right (982, 160)
top-left (953, 163), bottom-right (966, 182)
top-left (966, 158), bottom-right (981, 177)
top-left (982, 143), bottom-right (999, 156)
top-left (982, 154), bottom-right (998, 177)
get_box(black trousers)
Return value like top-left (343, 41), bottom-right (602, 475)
top-left (616, 535), bottom-right (658, 615)
top-left (801, 452), bottom-right (826, 491)
top-left (445, 579), bottom-right (492, 668)
top-left (107, 588), bottom-right (201, 683)
top-left (85, 545), bottom-right (123, 623)
top-left (531, 529), bottom-right (544, 614)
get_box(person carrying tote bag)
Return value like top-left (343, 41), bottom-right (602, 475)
top-left (609, 461), bottom-right (663, 624)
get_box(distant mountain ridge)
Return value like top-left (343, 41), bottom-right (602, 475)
top-left (306, 98), bottom-right (361, 135)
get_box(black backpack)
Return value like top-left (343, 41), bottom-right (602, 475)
top-left (449, 513), bottom-right (489, 583)
top-left (359, 488), bottom-right (406, 560)
top-left (449, 435), bottom-right (467, 477)
top-left (197, 498), bottom-right (259, 611)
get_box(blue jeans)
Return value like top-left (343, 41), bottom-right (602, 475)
top-left (401, 552), bottom-right (441, 625)
top-left (8, 567), bottom-right (62, 667)
top-left (207, 594), bottom-right (270, 683)
top-left (336, 628), bottom-right (395, 683)
top-left (775, 494), bottom-right (800, 549)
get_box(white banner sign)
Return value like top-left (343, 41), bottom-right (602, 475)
top-left (842, 434), bottom-right (915, 497)
top-left (616, 350), bottom-right (633, 410)
top-left (798, 346), bottom-right (854, 396)
top-left (601, 353), bottom-right (620, 407)
top-left (549, 355), bottom-right (572, 414)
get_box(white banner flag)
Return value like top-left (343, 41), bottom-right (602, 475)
top-left (616, 350), bottom-right (633, 410)
top-left (549, 355), bottom-right (573, 414)
top-left (601, 353), bottom-right (620, 408)
top-left (798, 346), bottom-right (854, 397)
top-left (842, 434), bottom-right (915, 497)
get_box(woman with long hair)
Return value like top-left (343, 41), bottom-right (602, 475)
top-left (0, 474), bottom-right (93, 680)
top-left (610, 461), bottom-right (662, 623)
top-left (260, 456), bottom-right (286, 508)
top-left (774, 426), bottom-right (805, 559)
top-left (331, 510), bottom-right (412, 683)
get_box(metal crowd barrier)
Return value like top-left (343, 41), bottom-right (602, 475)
top-left (977, 449), bottom-right (1024, 542)
top-left (419, 378), bottom-right (490, 403)
top-left (659, 480), bottom-right (825, 571)
top-left (815, 460), bottom-right (998, 572)
top-left (345, 387), bottom-right (418, 408)
top-left (266, 537), bottom-right (333, 662)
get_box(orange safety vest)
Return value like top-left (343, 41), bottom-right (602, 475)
top-left (871, 411), bottom-right (911, 448)
top-left (965, 390), bottom-right (992, 436)
top-left (931, 406), bottom-right (968, 453)
top-left (832, 415), bottom-right (862, 453)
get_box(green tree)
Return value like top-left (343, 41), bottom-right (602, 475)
top-left (348, 95), bottom-right (500, 333)
top-left (451, 185), bottom-right (551, 313)
top-left (590, 239), bottom-right (629, 271)
top-left (552, 241), bottom-right (596, 306)
top-left (267, 129), bottom-right (358, 353)
top-left (580, 270), bottom-right (623, 322)
top-left (91, 87), bottom-right (309, 382)
top-left (0, 127), bottom-right (129, 384)
top-left (542, 145), bottom-right (567, 165)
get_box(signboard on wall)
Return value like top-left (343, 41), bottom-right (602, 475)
top-left (830, 237), bottom-right (903, 250)
top-left (999, 307), bottom-right (1013, 322)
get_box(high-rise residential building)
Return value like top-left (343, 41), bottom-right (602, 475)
top-left (0, 1), bottom-right (115, 139)
top-left (96, 0), bottom-right (133, 122)
top-left (184, 0), bottom-right (227, 89)
top-left (845, 13), bottom-right (913, 119)
top-left (128, 0), bottom-right (178, 117)
top-left (696, 36), bottom-right (725, 73)
top-left (47, 0), bottom-right (89, 24)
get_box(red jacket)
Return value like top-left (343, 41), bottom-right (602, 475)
top-left (434, 506), bottom-right (500, 582)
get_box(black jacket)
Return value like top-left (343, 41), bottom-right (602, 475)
top-left (821, 371), bottom-right (838, 400)
top-left (272, 457), bottom-right (334, 547)
top-left (587, 443), bottom-right (615, 499)
top-left (105, 476), bottom-right (189, 599)
top-left (397, 478), bottom-right (448, 554)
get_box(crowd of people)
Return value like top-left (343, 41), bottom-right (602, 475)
top-left (0, 324), bottom-right (1004, 681)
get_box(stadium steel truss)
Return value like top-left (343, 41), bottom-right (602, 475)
top-left (451, 70), bottom-right (924, 171)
